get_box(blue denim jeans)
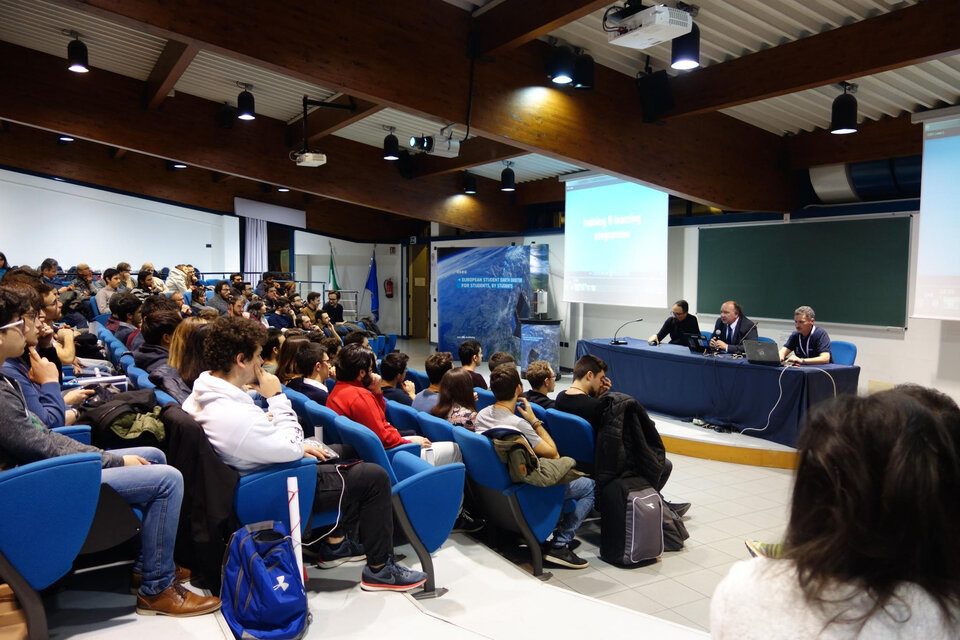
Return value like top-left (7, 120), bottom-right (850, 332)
top-left (100, 447), bottom-right (183, 596)
top-left (551, 476), bottom-right (596, 547)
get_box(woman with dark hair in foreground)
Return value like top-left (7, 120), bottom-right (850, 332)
top-left (711, 388), bottom-right (960, 639)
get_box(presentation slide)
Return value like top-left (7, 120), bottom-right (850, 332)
top-left (562, 175), bottom-right (668, 307)
top-left (914, 115), bottom-right (960, 320)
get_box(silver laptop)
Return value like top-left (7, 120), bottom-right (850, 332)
top-left (743, 340), bottom-right (782, 366)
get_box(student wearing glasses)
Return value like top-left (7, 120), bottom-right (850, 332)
top-left (648, 299), bottom-right (700, 345)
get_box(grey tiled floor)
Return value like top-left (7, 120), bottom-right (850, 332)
top-left (398, 338), bottom-right (795, 633)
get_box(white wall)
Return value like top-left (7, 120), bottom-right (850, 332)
top-left (293, 231), bottom-right (402, 335)
top-left (0, 168), bottom-right (239, 273)
top-left (428, 219), bottom-right (960, 403)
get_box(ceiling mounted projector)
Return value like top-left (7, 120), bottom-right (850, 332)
top-left (294, 151), bottom-right (327, 167)
top-left (606, 4), bottom-right (692, 50)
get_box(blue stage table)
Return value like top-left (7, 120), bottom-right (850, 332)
top-left (576, 338), bottom-right (860, 447)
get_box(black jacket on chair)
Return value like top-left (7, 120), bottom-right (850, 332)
top-left (711, 315), bottom-right (757, 355)
top-left (595, 392), bottom-right (667, 495)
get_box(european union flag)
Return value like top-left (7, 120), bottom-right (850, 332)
top-left (365, 251), bottom-right (379, 321)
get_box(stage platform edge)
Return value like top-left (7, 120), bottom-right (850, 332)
top-left (654, 413), bottom-right (798, 470)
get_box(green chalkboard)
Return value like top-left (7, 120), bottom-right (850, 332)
top-left (697, 216), bottom-right (909, 327)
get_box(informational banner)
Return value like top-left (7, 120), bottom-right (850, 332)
top-left (437, 245), bottom-right (549, 359)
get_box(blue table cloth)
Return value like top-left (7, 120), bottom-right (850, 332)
top-left (576, 338), bottom-right (860, 447)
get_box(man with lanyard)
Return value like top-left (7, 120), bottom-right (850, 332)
top-left (779, 305), bottom-right (831, 365)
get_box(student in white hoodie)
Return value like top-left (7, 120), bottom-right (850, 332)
top-left (182, 316), bottom-right (427, 592)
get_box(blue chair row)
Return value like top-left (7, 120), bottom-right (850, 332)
top-left (258, 388), bottom-right (465, 597)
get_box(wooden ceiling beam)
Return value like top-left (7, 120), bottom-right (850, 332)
top-left (785, 114), bottom-right (922, 170)
top-left (65, 0), bottom-right (792, 211)
top-left (0, 123), bottom-right (423, 242)
top-left (663, 0), bottom-right (960, 120)
top-left (412, 137), bottom-right (527, 178)
top-left (287, 94), bottom-right (384, 147)
top-left (143, 39), bottom-right (198, 110)
top-left (473, 0), bottom-right (610, 57)
top-left (0, 42), bottom-right (524, 232)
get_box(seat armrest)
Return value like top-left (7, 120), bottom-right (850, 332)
top-left (386, 442), bottom-right (421, 464)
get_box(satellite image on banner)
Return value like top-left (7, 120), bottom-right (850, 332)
top-left (437, 245), bottom-right (548, 358)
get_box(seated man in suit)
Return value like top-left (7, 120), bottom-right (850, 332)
top-left (286, 342), bottom-right (332, 405)
top-left (778, 305), bottom-right (831, 365)
top-left (648, 299), bottom-right (700, 345)
top-left (709, 300), bottom-right (757, 355)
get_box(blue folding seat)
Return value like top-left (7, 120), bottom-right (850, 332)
top-left (474, 388), bottom-right (495, 411)
top-left (384, 399), bottom-right (422, 436)
top-left (451, 427), bottom-right (566, 579)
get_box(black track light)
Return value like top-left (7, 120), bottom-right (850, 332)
top-left (573, 53), bottom-right (594, 90)
top-left (671, 22), bottom-right (700, 70)
top-left (500, 162), bottom-right (516, 192)
top-left (830, 82), bottom-right (858, 135)
top-left (546, 46), bottom-right (576, 85)
top-left (462, 172), bottom-right (477, 195)
top-left (236, 83), bottom-right (255, 121)
top-left (383, 126), bottom-right (400, 161)
top-left (66, 32), bottom-right (88, 73)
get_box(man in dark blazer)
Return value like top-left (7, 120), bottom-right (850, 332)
top-left (709, 300), bottom-right (756, 355)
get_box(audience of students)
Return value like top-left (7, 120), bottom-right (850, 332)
top-left (379, 352), bottom-right (416, 406)
top-left (412, 351), bottom-right (453, 413)
top-left (430, 367), bottom-right (479, 431)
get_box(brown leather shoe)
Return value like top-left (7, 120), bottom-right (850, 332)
top-left (136, 583), bottom-right (221, 617)
top-left (131, 565), bottom-right (191, 593)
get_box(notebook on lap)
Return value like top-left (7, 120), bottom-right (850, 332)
top-left (743, 340), bottom-right (783, 365)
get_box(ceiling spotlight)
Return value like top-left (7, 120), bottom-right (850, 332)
top-left (277, 187), bottom-right (290, 193)
top-left (671, 22), bottom-right (700, 70)
top-left (236, 82), bottom-right (255, 121)
top-left (462, 172), bottom-right (477, 195)
top-left (383, 126), bottom-right (400, 161)
top-left (167, 160), bottom-right (187, 170)
top-left (546, 46), bottom-right (576, 85)
top-left (500, 161), bottom-right (516, 192)
top-left (58, 134), bottom-right (75, 143)
top-left (830, 82), bottom-right (858, 135)
top-left (65, 31), bottom-right (88, 73)
top-left (409, 135), bottom-right (434, 152)
top-left (573, 53), bottom-right (594, 90)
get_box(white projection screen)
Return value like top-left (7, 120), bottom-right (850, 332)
top-left (562, 174), bottom-right (668, 307)
top-left (914, 109), bottom-right (960, 320)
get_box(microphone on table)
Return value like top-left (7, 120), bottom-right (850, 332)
top-left (611, 318), bottom-right (643, 345)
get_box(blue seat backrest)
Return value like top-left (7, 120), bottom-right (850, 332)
top-left (385, 400), bottom-right (420, 434)
top-left (118, 353), bottom-right (135, 373)
top-left (406, 369), bottom-right (429, 393)
top-left (757, 336), bottom-right (776, 344)
top-left (416, 411), bottom-right (456, 443)
top-left (545, 408), bottom-right (595, 464)
top-left (451, 427), bottom-right (512, 491)
top-left (183, 291), bottom-right (191, 305)
top-left (324, 378), bottom-right (336, 392)
top-left (233, 459), bottom-right (318, 537)
top-left (93, 312), bottom-right (110, 325)
top-left (304, 400), bottom-right (342, 443)
top-left (832, 340), bottom-right (857, 365)
top-left (474, 388), bottom-right (495, 411)
top-left (155, 388), bottom-right (177, 405)
top-left (0, 452), bottom-right (102, 589)
top-left (333, 415), bottom-right (399, 484)
top-left (530, 402), bottom-right (547, 421)
top-left (385, 334), bottom-right (397, 354)
top-left (127, 365), bottom-right (148, 386)
top-left (282, 386), bottom-right (310, 420)
top-left (137, 373), bottom-right (157, 390)
top-left (375, 335), bottom-right (386, 358)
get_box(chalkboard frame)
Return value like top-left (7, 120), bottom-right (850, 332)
top-left (697, 216), bottom-right (910, 327)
